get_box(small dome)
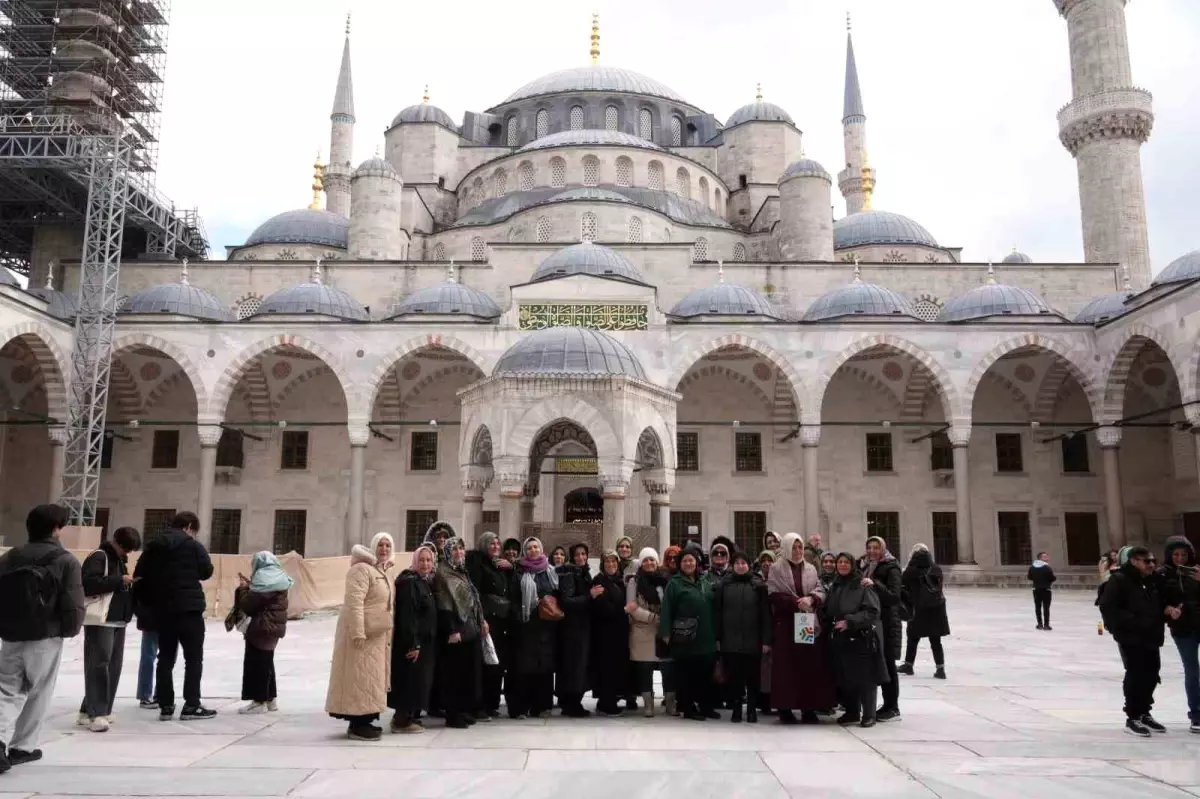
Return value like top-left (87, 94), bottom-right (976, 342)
top-left (26, 286), bottom-right (78, 320)
top-left (498, 66), bottom-right (686, 106)
top-left (122, 283), bottom-right (234, 322)
top-left (1002, 249), bottom-right (1033, 264)
top-left (353, 157), bottom-right (398, 179)
top-left (780, 159), bottom-right (831, 183)
top-left (391, 103), bottom-right (457, 131)
top-left (833, 210), bottom-right (938, 249)
top-left (245, 209), bottom-right (349, 249)
top-left (1152, 250), bottom-right (1200, 286)
top-left (0, 267), bottom-right (19, 287)
top-left (726, 101), bottom-right (794, 128)
top-left (1075, 291), bottom-right (1132, 324)
top-left (530, 242), bottom-right (645, 284)
top-left (937, 281), bottom-right (1056, 322)
top-left (804, 280), bottom-right (920, 322)
top-left (494, 327), bottom-right (646, 380)
top-left (388, 281), bottom-right (500, 320)
top-left (671, 283), bottom-right (781, 319)
top-left (518, 129), bottom-right (664, 154)
top-left (255, 282), bottom-right (368, 321)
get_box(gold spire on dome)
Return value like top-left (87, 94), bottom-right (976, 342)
top-left (755, 83), bottom-right (763, 103)
top-left (861, 165), bottom-right (873, 210)
top-left (345, 11), bottom-right (351, 35)
top-left (589, 13), bottom-right (600, 64)
top-left (422, 84), bottom-right (430, 103)
top-left (309, 151), bottom-right (325, 210)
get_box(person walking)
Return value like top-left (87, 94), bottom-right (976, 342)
top-left (1100, 545), bottom-right (1169, 737)
top-left (767, 533), bottom-right (835, 725)
top-left (660, 545), bottom-right (717, 721)
top-left (556, 543), bottom-right (593, 717)
top-left (0, 505), bottom-right (85, 773)
top-left (1160, 536), bottom-right (1200, 733)
top-left (899, 543), bottom-right (949, 679)
top-left (860, 535), bottom-right (903, 722)
top-left (508, 537), bottom-right (559, 719)
top-left (1028, 552), bottom-right (1056, 631)
top-left (78, 526), bottom-right (141, 732)
top-left (325, 532), bottom-right (395, 741)
top-left (388, 544), bottom-right (438, 733)
top-left (824, 553), bottom-right (889, 728)
top-left (590, 550), bottom-right (630, 716)
top-left (434, 537), bottom-right (487, 729)
top-left (626, 548), bottom-right (669, 717)
top-left (465, 532), bottom-right (513, 719)
top-left (713, 551), bottom-right (771, 723)
top-left (133, 511), bottom-right (216, 721)
top-left (234, 552), bottom-right (291, 715)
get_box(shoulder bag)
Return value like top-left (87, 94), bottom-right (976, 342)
top-left (83, 550), bottom-right (115, 627)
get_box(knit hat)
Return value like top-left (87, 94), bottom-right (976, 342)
top-left (731, 550), bottom-right (751, 566)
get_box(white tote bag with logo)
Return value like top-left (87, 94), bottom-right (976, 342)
top-left (83, 550), bottom-right (115, 626)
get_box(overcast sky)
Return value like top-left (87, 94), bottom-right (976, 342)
top-left (153, 0), bottom-right (1199, 272)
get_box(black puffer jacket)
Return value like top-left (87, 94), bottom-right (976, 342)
top-left (713, 570), bottom-right (771, 655)
top-left (236, 586), bottom-right (289, 651)
top-left (862, 556), bottom-right (903, 661)
top-left (1161, 537), bottom-right (1200, 638)
top-left (1100, 562), bottom-right (1165, 648)
top-left (81, 541), bottom-right (133, 625)
top-left (465, 549), bottom-right (513, 625)
top-left (133, 528), bottom-right (213, 615)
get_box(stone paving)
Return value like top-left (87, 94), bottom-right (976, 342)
top-left (2, 588), bottom-right (1200, 797)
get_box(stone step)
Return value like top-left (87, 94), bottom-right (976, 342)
top-left (942, 567), bottom-right (1101, 590)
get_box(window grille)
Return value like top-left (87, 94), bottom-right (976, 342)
top-left (627, 216), bottom-right (643, 243)
top-left (692, 237), bottom-right (708, 262)
top-left (647, 161), bottom-right (663, 190)
top-left (732, 243), bottom-right (746, 262)
top-left (506, 117), bottom-right (518, 146)
top-left (569, 106), bottom-right (584, 130)
top-left (670, 116), bottom-right (682, 146)
top-left (605, 105), bottom-right (618, 131)
top-left (581, 212), bottom-right (598, 242)
top-left (493, 169), bottom-right (507, 195)
top-left (615, 156), bottom-right (632, 187)
top-left (676, 167), bottom-right (690, 198)
top-left (551, 157), bottom-right (566, 188)
top-left (639, 109), bottom-right (652, 140)
top-left (535, 109), bottom-right (549, 139)
top-left (536, 217), bottom-right (551, 242)
top-left (518, 162), bottom-right (534, 191)
top-left (470, 237), bottom-right (486, 262)
top-left (236, 296), bottom-right (262, 320)
top-left (273, 510), bottom-right (307, 557)
top-left (582, 155), bottom-right (599, 186)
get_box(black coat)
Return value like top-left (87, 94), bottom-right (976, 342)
top-left (824, 575), bottom-right (889, 691)
top-left (1100, 564), bottom-right (1165, 649)
top-left (1028, 562), bottom-right (1056, 591)
top-left (509, 567), bottom-right (558, 675)
top-left (713, 571), bottom-right (771, 655)
top-left (1161, 537), bottom-right (1200, 639)
top-left (555, 563), bottom-right (592, 695)
top-left (388, 570), bottom-right (438, 713)
top-left (863, 557), bottom-right (903, 661)
top-left (132, 528), bottom-right (213, 616)
top-left (901, 555), bottom-right (950, 639)
top-left (589, 569), bottom-right (629, 698)
top-left (81, 542), bottom-right (133, 625)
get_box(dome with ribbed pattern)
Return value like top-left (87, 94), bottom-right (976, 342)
top-left (530, 242), bottom-right (645, 285)
top-left (498, 66), bottom-right (686, 106)
top-left (938, 282), bottom-right (1057, 322)
top-left (671, 284), bottom-right (782, 319)
top-left (388, 281), bottom-right (500, 320)
top-left (494, 327), bottom-right (646, 379)
top-left (726, 101), bottom-right (794, 128)
top-left (833, 210), bottom-right (938, 249)
top-left (245, 209), bottom-right (349, 249)
top-left (1074, 291), bottom-right (1132, 324)
top-left (1152, 250), bottom-right (1200, 286)
top-left (254, 282), bottom-right (368, 321)
top-left (804, 280), bottom-right (920, 322)
top-left (122, 283), bottom-right (233, 322)
top-left (391, 103), bottom-right (457, 131)
top-left (518, 129), bottom-right (663, 154)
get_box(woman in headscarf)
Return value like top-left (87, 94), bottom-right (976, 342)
top-left (899, 543), bottom-right (949, 679)
top-left (235, 551), bottom-right (292, 715)
top-left (756, 549), bottom-right (777, 716)
top-left (859, 535), bottom-right (904, 721)
top-left (709, 538), bottom-right (734, 582)
top-left (387, 544), bottom-right (437, 733)
top-left (434, 536), bottom-right (487, 729)
top-left (550, 546), bottom-right (568, 568)
top-left (767, 532), bottom-right (835, 725)
top-left (660, 546), bottom-right (717, 721)
top-left (422, 521), bottom-right (456, 560)
top-left (556, 542), bottom-right (594, 717)
top-left (713, 551), bottom-right (771, 723)
top-left (626, 547), bottom-right (670, 716)
top-left (763, 531), bottom-right (781, 556)
top-left (819, 552), bottom-right (838, 590)
top-left (824, 553), bottom-right (888, 728)
top-left (466, 532), bottom-right (514, 719)
top-left (590, 550), bottom-right (630, 716)
top-left (507, 537), bottom-right (560, 718)
top-left (615, 536), bottom-right (636, 577)
top-left (325, 532), bottom-right (395, 741)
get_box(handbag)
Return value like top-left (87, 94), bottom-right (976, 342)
top-left (482, 593), bottom-right (511, 620)
top-left (482, 633), bottom-right (500, 666)
top-left (83, 551), bottom-right (115, 627)
top-left (537, 594), bottom-right (564, 621)
top-left (793, 611), bottom-right (816, 644)
top-left (670, 617), bottom-right (698, 645)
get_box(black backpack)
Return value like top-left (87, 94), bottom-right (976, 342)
top-left (0, 550), bottom-right (63, 642)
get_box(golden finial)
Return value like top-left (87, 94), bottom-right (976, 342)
top-left (847, 11), bottom-right (852, 32)
top-left (986, 261), bottom-right (996, 285)
top-left (861, 165), bottom-right (873, 210)
top-left (755, 83), bottom-right (763, 103)
top-left (309, 150), bottom-right (324, 210)
top-left (422, 84), bottom-right (430, 103)
top-left (589, 13), bottom-right (600, 64)
top-left (345, 11), bottom-right (351, 36)
top-left (852, 256), bottom-right (862, 283)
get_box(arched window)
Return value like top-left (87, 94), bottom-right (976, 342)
top-left (647, 160), bottom-right (664, 190)
top-left (432, 242), bottom-right (446, 261)
top-left (675, 167), bottom-right (690, 198)
top-left (627, 216), bottom-right (643, 243)
top-left (493, 168), bottom-right (508, 196)
top-left (518, 161), bottom-right (535, 192)
top-left (615, 156), bottom-right (633, 187)
top-left (732, 242), bottom-right (746, 262)
top-left (670, 116), bottom-right (682, 146)
top-left (698, 177), bottom-right (709, 208)
top-left (582, 154), bottom-right (599, 187)
top-left (639, 108), bottom-right (652, 140)
top-left (692, 237), bottom-right (708, 262)
top-left (235, 296), bottom-right (262, 320)
top-left (714, 188), bottom-right (722, 212)
top-left (569, 105), bottom-right (584, 130)
top-left (550, 157), bottom-right (566, 188)
top-left (472, 176), bottom-right (485, 204)
top-left (536, 216), bottom-right (551, 243)
top-left (605, 105), bottom-right (619, 131)
top-left (581, 212), bottom-right (597, 242)
top-left (470, 237), bottom-right (486, 262)
top-left (506, 117), bottom-right (518, 147)
top-left (535, 109), bottom-right (549, 139)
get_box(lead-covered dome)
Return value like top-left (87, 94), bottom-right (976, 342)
top-left (726, 101), bottom-right (794, 128)
top-left (671, 283), bottom-right (781, 319)
top-left (937, 280), bottom-right (1056, 322)
top-left (804, 279), bottom-right (920, 322)
top-left (1075, 291), bottom-right (1132, 324)
top-left (388, 281), bottom-right (500, 320)
top-left (494, 327), bottom-right (646, 379)
top-left (1152, 250), bottom-right (1200, 286)
top-left (833, 210), bottom-right (938, 249)
top-left (26, 285), bottom-right (78, 320)
top-left (0, 267), bottom-right (18, 286)
top-left (780, 158), bottom-right (831, 183)
top-left (391, 102), bottom-right (457, 132)
top-left (1002, 249), bottom-right (1033, 264)
top-left (245, 209), bottom-right (349, 249)
top-left (518, 129), bottom-right (663, 154)
top-left (498, 66), bottom-right (686, 106)
top-left (353, 156), bottom-right (398, 179)
top-left (530, 242), bottom-right (645, 284)
top-left (122, 283), bottom-right (234, 322)
top-left (255, 281), bottom-right (368, 321)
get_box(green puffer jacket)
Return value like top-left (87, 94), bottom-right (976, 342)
top-left (659, 572), bottom-right (716, 658)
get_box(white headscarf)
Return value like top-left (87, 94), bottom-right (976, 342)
top-left (370, 532), bottom-right (395, 569)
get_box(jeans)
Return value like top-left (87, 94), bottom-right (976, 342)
top-left (80, 626), bottom-right (126, 718)
top-left (0, 638), bottom-right (63, 752)
top-left (137, 630), bottom-right (158, 702)
top-left (156, 612), bottom-right (206, 710)
top-left (1173, 634), bottom-right (1200, 721)
top-left (904, 634), bottom-right (945, 666)
top-left (1118, 643), bottom-right (1161, 719)
top-left (1033, 589), bottom-right (1052, 627)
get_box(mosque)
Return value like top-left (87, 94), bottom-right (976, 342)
top-left (2, 2), bottom-right (1198, 580)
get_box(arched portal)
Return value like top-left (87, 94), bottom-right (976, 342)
top-left (564, 487), bottom-right (603, 523)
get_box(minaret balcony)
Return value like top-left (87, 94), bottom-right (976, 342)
top-left (1057, 87), bottom-right (1153, 154)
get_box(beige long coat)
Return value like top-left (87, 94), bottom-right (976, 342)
top-left (324, 546), bottom-right (394, 717)
top-left (626, 577), bottom-right (662, 662)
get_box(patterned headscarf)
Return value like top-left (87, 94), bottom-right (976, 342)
top-left (442, 536), bottom-right (467, 572)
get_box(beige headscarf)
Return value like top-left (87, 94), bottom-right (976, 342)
top-left (766, 531), bottom-right (825, 629)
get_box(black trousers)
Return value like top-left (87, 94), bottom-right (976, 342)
top-left (904, 634), bottom-right (945, 666)
top-left (508, 671), bottom-right (554, 716)
top-left (156, 612), bottom-right (205, 709)
top-left (1118, 643), bottom-right (1161, 719)
top-left (80, 625), bottom-right (126, 718)
top-left (241, 642), bottom-right (276, 702)
top-left (721, 652), bottom-right (761, 707)
top-left (879, 634), bottom-right (900, 712)
top-left (440, 639), bottom-right (482, 716)
top-left (675, 655), bottom-right (714, 714)
top-left (843, 684), bottom-right (878, 720)
top-left (1034, 589), bottom-right (1052, 626)
top-left (481, 627), bottom-right (506, 712)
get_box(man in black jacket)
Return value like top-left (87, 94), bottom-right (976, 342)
top-left (78, 526), bottom-right (141, 732)
top-left (1100, 545), bottom-right (1169, 737)
top-left (1028, 553), bottom-right (1056, 630)
top-left (133, 511), bottom-right (216, 721)
top-left (1160, 536), bottom-right (1200, 733)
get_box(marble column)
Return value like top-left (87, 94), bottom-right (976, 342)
top-left (1097, 426), bottom-right (1125, 550)
top-left (801, 426), bottom-right (821, 541)
top-left (460, 465), bottom-right (492, 547)
top-left (47, 426), bottom-right (67, 503)
top-left (501, 485), bottom-right (524, 544)
top-left (347, 425), bottom-right (369, 555)
top-left (601, 478), bottom-right (628, 552)
top-left (949, 425), bottom-right (974, 564)
top-left (196, 424), bottom-right (222, 549)
top-left (645, 478), bottom-right (671, 554)
top-left (520, 494), bottom-right (536, 525)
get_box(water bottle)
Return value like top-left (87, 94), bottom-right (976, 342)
top-left (1097, 621), bottom-right (1104, 635)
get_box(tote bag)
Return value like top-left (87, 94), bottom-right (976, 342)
top-left (82, 551), bottom-right (114, 626)
top-left (793, 611), bottom-right (816, 645)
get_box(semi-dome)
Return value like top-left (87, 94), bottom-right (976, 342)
top-left (494, 327), bottom-right (647, 380)
top-left (1152, 250), bottom-right (1200, 286)
top-left (779, 158), bottom-right (831, 183)
top-left (26, 286), bottom-right (78, 320)
top-left (498, 65), bottom-right (686, 106)
top-left (122, 283), bottom-right (234, 322)
top-left (391, 103), bottom-right (457, 131)
top-left (833, 210), bottom-right (938, 249)
top-left (245, 209), bottom-right (349, 249)
top-left (804, 278), bottom-right (920, 322)
top-left (1074, 291), bottom-right (1132, 324)
top-left (530, 242), bottom-right (645, 284)
top-left (671, 283), bottom-right (782, 319)
top-left (518, 129), bottom-right (663, 154)
top-left (726, 101), bottom-right (794, 128)
top-left (0, 267), bottom-right (18, 286)
top-left (255, 280), bottom-right (368, 321)
top-left (388, 281), bottom-right (500, 320)
top-left (454, 185), bottom-right (730, 229)
top-left (353, 156), bottom-right (398, 179)
top-left (937, 279), bottom-right (1056, 322)
top-left (1002, 249), bottom-right (1033, 264)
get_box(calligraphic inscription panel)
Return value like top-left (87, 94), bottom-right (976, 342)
top-left (518, 304), bottom-right (648, 331)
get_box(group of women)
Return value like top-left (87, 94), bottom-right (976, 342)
top-left (321, 522), bottom-right (951, 739)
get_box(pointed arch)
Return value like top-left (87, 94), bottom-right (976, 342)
top-left (106, 359), bottom-right (143, 420)
top-left (1101, 324), bottom-right (1182, 424)
top-left (810, 334), bottom-right (957, 423)
top-left (209, 334), bottom-right (352, 422)
top-left (0, 322), bottom-right (70, 421)
top-left (965, 333), bottom-right (1098, 423)
top-left (111, 332), bottom-right (209, 416)
top-left (667, 334), bottom-right (803, 415)
top-left (364, 334), bottom-right (491, 423)
top-left (506, 396), bottom-right (620, 463)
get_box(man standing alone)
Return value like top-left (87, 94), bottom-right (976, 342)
top-left (134, 511), bottom-right (216, 721)
top-left (1100, 546), bottom-right (1168, 737)
top-left (1028, 552), bottom-right (1056, 630)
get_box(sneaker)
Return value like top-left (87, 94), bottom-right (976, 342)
top-left (859, 717), bottom-right (877, 728)
top-left (446, 714), bottom-right (471, 729)
top-left (348, 724), bottom-right (382, 741)
top-left (238, 702), bottom-right (268, 715)
top-left (158, 706), bottom-right (175, 721)
top-left (89, 716), bottom-right (110, 733)
top-left (875, 708), bottom-right (901, 722)
top-left (897, 663), bottom-right (915, 676)
top-left (180, 705), bottom-right (217, 721)
top-left (1044, 624), bottom-right (1053, 631)
top-left (1189, 720), bottom-right (1200, 734)
top-left (395, 721), bottom-right (424, 734)
top-left (1141, 714), bottom-right (1166, 733)
top-left (139, 698), bottom-right (159, 710)
top-left (7, 748), bottom-right (40, 766)
top-left (266, 699), bottom-right (279, 712)
top-left (1125, 717), bottom-right (1152, 737)
top-left (1036, 623), bottom-right (1044, 630)
top-left (76, 712), bottom-right (90, 726)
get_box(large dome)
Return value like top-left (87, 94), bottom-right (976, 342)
top-left (725, 101), bottom-right (794, 128)
top-left (255, 281), bottom-right (368, 321)
top-left (122, 283), bottom-right (233, 322)
top-left (1152, 250), bottom-right (1200, 286)
top-left (938, 282), bottom-right (1056, 322)
top-left (1075, 291), bottom-right (1132, 324)
top-left (804, 280), bottom-right (920, 322)
top-left (671, 283), bottom-right (781, 319)
top-left (390, 103), bottom-right (457, 131)
top-left (26, 286), bottom-right (78, 320)
top-left (497, 66), bottom-right (687, 106)
top-left (833, 210), bottom-right (938, 249)
top-left (518, 129), bottom-right (663, 154)
top-left (245, 209), bottom-right (349, 249)
top-left (1002, 249), bottom-right (1033, 264)
top-left (353, 157), bottom-right (398, 179)
top-left (531, 242), bottom-right (645, 284)
top-left (388, 281), bottom-right (500, 320)
top-left (494, 327), bottom-right (646, 380)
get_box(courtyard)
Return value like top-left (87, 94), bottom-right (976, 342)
top-left (2, 588), bottom-right (1199, 798)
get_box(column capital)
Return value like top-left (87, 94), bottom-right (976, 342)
top-left (800, 425), bottom-right (821, 447)
top-left (643, 480), bottom-right (671, 497)
top-left (1096, 425), bottom-right (1122, 449)
top-left (494, 455), bottom-right (529, 497)
top-left (600, 476), bottom-right (629, 499)
top-left (347, 422), bottom-right (370, 447)
top-left (641, 466), bottom-right (675, 498)
top-left (461, 464), bottom-right (493, 498)
top-left (197, 424), bottom-right (223, 448)
top-left (47, 426), bottom-right (68, 446)
top-left (947, 425), bottom-right (972, 447)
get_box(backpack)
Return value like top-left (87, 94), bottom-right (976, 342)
top-left (915, 573), bottom-right (946, 611)
top-left (0, 550), bottom-right (64, 642)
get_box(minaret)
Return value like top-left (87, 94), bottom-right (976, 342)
top-left (325, 13), bottom-right (355, 217)
top-left (838, 15), bottom-right (875, 215)
top-left (1053, 0), bottom-right (1153, 289)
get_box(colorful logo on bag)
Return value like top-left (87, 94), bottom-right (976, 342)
top-left (794, 611), bottom-right (816, 644)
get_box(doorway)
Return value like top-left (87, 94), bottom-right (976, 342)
top-left (563, 487), bottom-right (603, 524)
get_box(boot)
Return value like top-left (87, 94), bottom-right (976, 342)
top-left (641, 692), bottom-right (655, 718)
top-left (664, 692), bottom-right (678, 717)
top-left (934, 665), bottom-right (946, 680)
top-left (746, 706), bottom-right (758, 724)
top-left (897, 662), bottom-right (914, 676)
